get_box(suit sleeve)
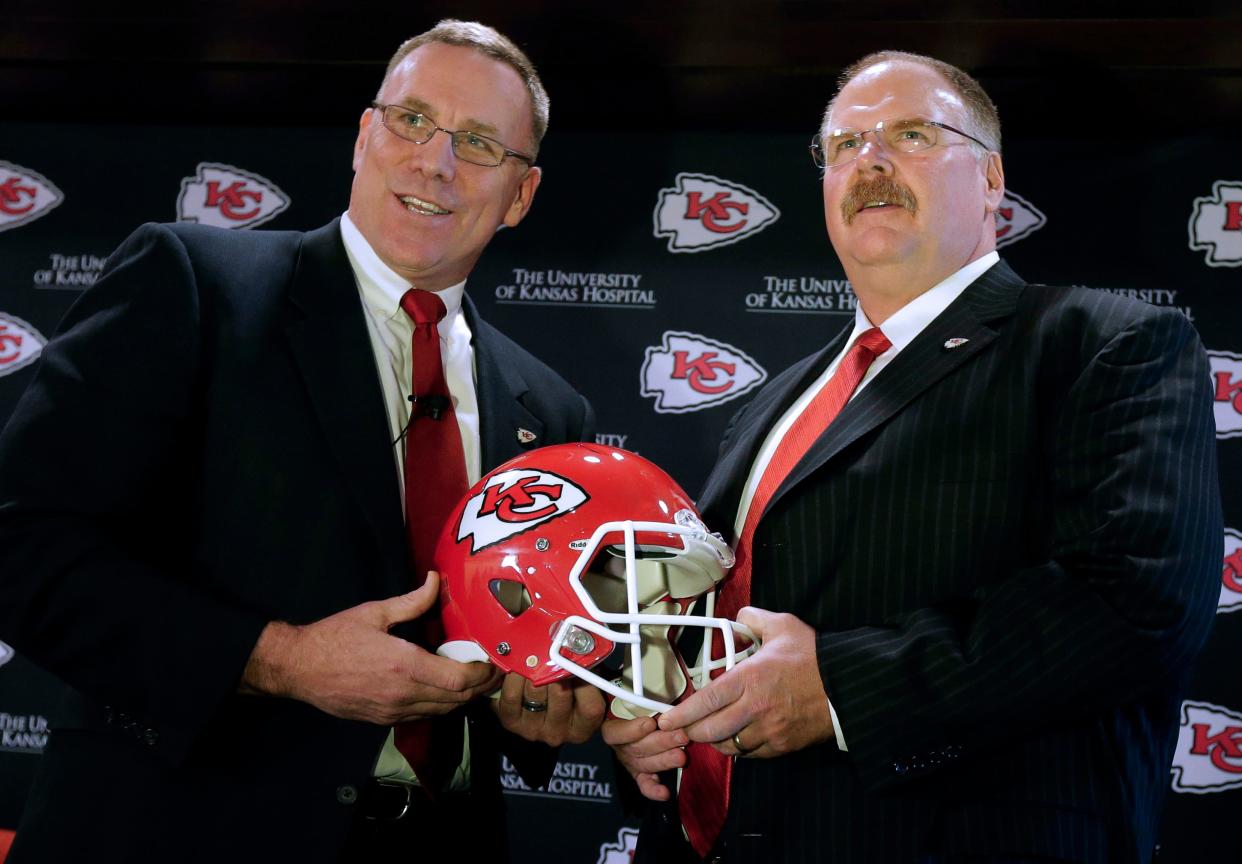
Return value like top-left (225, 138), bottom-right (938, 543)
top-left (0, 224), bottom-right (269, 765)
top-left (818, 306), bottom-right (1222, 791)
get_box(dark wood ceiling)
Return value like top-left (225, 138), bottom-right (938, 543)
top-left (4, 1), bottom-right (1240, 133)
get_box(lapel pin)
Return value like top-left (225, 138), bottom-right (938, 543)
top-left (943, 338), bottom-right (970, 350)
top-left (516, 428), bottom-right (538, 444)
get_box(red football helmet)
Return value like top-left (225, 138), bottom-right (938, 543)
top-left (434, 443), bottom-right (755, 716)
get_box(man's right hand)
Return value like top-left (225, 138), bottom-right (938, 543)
top-left (602, 714), bottom-right (688, 802)
top-left (240, 572), bottom-right (502, 724)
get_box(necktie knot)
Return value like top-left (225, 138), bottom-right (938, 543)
top-left (856, 326), bottom-right (891, 357)
top-left (400, 289), bottom-right (447, 327)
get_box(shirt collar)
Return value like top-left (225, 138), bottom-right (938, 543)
top-left (339, 211), bottom-right (466, 328)
top-left (854, 251), bottom-right (999, 352)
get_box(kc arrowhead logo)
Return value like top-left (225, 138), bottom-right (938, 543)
top-left (177, 162), bottom-right (290, 229)
top-left (994, 190), bottom-right (1046, 248)
top-left (641, 331), bottom-right (767, 414)
top-left (1222, 528), bottom-right (1242, 614)
top-left (0, 640), bottom-right (13, 669)
top-left (1172, 700), bottom-right (1242, 794)
top-left (596, 827), bottom-right (638, 864)
top-left (1189, 180), bottom-right (1242, 267)
top-left (457, 468), bottom-right (588, 552)
top-left (1209, 350), bottom-right (1242, 439)
top-left (0, 312), bottom-right (47, 378)
top-left (0, 161), bottom-right (64, 233)
top-left (654, 173), bottom-right (780, 253)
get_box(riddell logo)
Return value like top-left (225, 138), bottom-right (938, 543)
top-left (457, 469), bottom-right (588, 552)
top-left (1209, 350), bottom-right (1242, 439)
top-left (1172, 701), bottom-right (1242, 793)
top-left (1222, 528), bottom-right (1242, 614)
top-left (641, 331), bottom-right (767, 414)
top-left (1189, 180), bottom-right (1242, 267)
top-left (0, 161), bottom-right (64, 233)
top-left (0, 313), bottom-right (47, 378)
top-left (596, 826), bottom-right (638, 864)
top-left (653, 173), bottom-right (780, 253)
top-left (177, 162), bottom-right (290, 229)
top-left (994, 190), bottom-right (1046, 248)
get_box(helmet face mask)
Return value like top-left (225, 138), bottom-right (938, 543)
top-left (435, 444), bottom-right (756, 716)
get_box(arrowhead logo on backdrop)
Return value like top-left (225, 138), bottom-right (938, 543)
top-left (1189, 180), bottom-right (1242, 267)
top-left (1209, 350), bottom-right (1242, 439)
top-left (994, 190), bottom-right (1046, 248)
top-left (1171, 701), bottom-right (1242, 794)
top-left (457, 469), bottom-right (588, 552)
top-left (177, 162), bottom-right (290, 229)
top-left (0, 640), bottom-right (13, 668)
top-left (596, 826), bottom-right (639, 864)
top-left (653, 173), bottom-right (780, 253)
top-left (1222, 528), bottom-right (1242, 614)
top-left (0, 312), bottom-right (47, 378)
top-left (0, 161), bottom-right (64, 233)
top-left (641, 331), bottom-right (767, 414)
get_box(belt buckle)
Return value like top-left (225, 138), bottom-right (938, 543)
top-left (365, 778), bottom-right (413, 822)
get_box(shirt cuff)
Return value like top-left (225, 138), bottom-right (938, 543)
top-left (828, 698), bottom-right (847, 751)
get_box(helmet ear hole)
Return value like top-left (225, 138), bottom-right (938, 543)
top-left (488, 578), bottom-right (533, 617)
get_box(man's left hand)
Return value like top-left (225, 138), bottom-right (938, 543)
top-left (657, 607), bottom-right (834, 758)
top-left (493, 672), bottom-right (606, 746)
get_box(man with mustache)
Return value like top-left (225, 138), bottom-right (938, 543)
top-left (0, 19), bottom-right (603, 863)
top-left (606, 51), bottom-right (1220, 864)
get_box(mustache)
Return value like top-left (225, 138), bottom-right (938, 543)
top-left (841, 176), bottom-right (918, 225)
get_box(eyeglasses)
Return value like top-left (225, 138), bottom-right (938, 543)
top-left (371, 102), bottom-right (535, 168)
top-left (809, 117), bottom-right (989, 168)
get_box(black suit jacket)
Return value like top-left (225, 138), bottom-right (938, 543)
top-left (0, 220), bottom-right (594, 862)
top-left (640, 261), bottom-right (1220, 864)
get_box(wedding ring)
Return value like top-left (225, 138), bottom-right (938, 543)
top-left (731, 731), bottom-right (757, 755)
top-left (521, 699), bottom-right (548, 713)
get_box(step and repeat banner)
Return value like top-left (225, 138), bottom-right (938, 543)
top-left (0, 116), bottom-right (1239, 862)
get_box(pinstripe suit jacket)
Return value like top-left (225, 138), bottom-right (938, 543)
top-left (659, 260), bottom-right (1221, 863)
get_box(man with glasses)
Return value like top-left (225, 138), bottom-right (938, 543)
top-left (607, 51), bottom-right (1220, 864)
top-left (0, 20), bottom-right (602, 863)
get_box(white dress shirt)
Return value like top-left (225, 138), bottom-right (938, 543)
top-left (732, 251), bottom-right (999, 749)
top-left (339, 212), bottom-right (480, 787)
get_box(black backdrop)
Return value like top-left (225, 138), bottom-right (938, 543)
top-left (2, 4), bottom-right (1241, 861)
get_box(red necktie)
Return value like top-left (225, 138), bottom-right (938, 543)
top-left (392, 288), bottom-right (469, 792)
top-left (678, 326), bottom-right (891, 858)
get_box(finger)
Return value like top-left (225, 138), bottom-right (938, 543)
top-left (734, 605), bottom-right (773, 639)
top-left (658, 672), bottom-right (743, 731)
top-left (380, 572), bottom-right (441, 627)
top-left (624, 744), bottom-right (687, 775)
top-left (495, 672), bottom-right (527, 725)
top-left (601, 715), bottom-right (657, 746)
top-left (543, 682), bottom-right (573, 732)
top-left (684, 698), bottom-right (752, 746)
top-left (635, 772), bottom-right (671, 802)
top-left (405, 644), bottom-right (496, 694)
top-left (625, 727), bottom-right (688, 758)
top-left (567, 686), bottom-right (606, 742)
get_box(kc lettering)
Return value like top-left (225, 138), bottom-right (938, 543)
top-left (178, 162), bottom-right (290, 229)
top-left (654, 173), bottom-right (779, 253)
top-left (684, 191), bottom-right (748, 233)
top-left (1222, 528), bottom-right (1242, 613)
top-left (672, 351), bottom-right (736, 394)
top-left (1209, 351), bottom-right (1242, 438)
top-left (1172, 701), bottom-right (1242, 793)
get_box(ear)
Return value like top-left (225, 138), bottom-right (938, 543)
top-left (352, 107), bottom-right (375, 173)
top-left (502, 166), bottom-right (542, 228)
top-left (982, 151), bottom-right (1005, 212)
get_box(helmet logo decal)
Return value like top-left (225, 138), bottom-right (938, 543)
top-left (457, 468), bottom-right (589, 552)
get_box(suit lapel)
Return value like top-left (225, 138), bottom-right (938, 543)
top-left (465, 295), bottom-right (544, 471)
top-left (282, 219), bottom-right (407, 591)
top-left (762, 260), bottom-right (1026, 521)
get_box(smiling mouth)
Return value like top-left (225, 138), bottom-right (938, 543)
top-left (398, 194), bottom-right (451, 216)
top-left (860, 201), bottom-right (894, 210)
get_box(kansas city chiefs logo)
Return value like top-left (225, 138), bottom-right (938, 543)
top-left (596, 826), bottom-right (638, 864)
top-left (177, 162), bottom-right (290, 229)
top-left (457, 468), bottom-right (588, 552)
top-left (0, 161), bottom-right (64, 233)
top-left (994, 190), bottom-right (1045, 248)
top-left (1189, 180), bottom-right (1242, 267)
top-left (1209, 350), bottom-right (1242, 439)
top-left (654, 173), bottom-right (780, 253)
top-left (0, 640), bottom-right (13, 669)
top-left (641, 331), bottom-right (767, 414)
top-left (1172, 700), bottom-right (1242, 793)
top-left (0, 312), bottom-right (47, 378)
top-left (1222, 528), bottom-right (1242, 614)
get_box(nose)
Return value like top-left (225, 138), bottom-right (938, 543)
top-left (854, 132), bottom-right (893, 174)
top-left (405, 126), bottom-right (457, 182)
